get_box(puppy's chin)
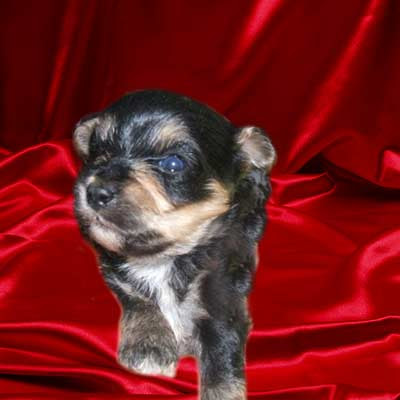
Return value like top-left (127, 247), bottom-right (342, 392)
top-left (89, 222), bottom-right (123, 253)
top-left (89, 224), bottom-right (171, 256)
top-left (81, 211), bottom-right (223, 258)
top-left (85, 218), bottom-right (214, 258)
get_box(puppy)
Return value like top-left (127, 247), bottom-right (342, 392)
top-left (73, 90), bottom-right (276, 400)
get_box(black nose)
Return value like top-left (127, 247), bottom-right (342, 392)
top-left (87, 182), bottom-right (116, 209)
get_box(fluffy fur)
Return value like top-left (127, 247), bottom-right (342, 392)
top-left (73, 89), bottom-right (276, 400)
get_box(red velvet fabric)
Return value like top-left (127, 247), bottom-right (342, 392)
top-left (1, 1), bottom-right (400, 398)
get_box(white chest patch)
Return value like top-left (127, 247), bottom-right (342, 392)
top-left (120, 260), bottom-right (206, 344)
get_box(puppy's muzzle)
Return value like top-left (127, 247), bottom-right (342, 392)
top-left (87, 181), bottom-right (118, 209)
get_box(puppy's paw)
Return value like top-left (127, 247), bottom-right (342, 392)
top-left (118, 338), bottom-right (178, 377)
top-left (201, 379), bottom-right (246, 400)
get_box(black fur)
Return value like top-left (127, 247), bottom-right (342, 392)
top-left (73, 89), bottom-right (275, 399)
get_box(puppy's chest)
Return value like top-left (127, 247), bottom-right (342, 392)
top-left (120, 261), bottom-right (205, 344)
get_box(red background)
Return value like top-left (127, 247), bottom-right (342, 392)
top-left (1, 1), bottom-right (400, 398)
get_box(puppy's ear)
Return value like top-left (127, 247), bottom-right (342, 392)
top-left (73, 113), bottom-right (101, 160)
top-left (233, 127), bottom-right (276, 241)
top-left (235, 126), bottom-right (276, 174)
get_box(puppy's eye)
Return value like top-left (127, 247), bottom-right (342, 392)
top-left (158, 155), bottom-right (185, 173)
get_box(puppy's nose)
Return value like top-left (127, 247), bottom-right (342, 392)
top-left (87, 182), bottom-right (116, 209)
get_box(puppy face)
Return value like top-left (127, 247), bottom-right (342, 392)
top-left (73, 90), bottom-right (276, 258)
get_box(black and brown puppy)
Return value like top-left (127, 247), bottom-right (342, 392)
top-left (73, 90), bottom-right (276, 400)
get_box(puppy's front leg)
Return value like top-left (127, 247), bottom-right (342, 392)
top-left (198, 319), bottom-right (247, 400)
top-left (118, 296), bottom-right (178, 377)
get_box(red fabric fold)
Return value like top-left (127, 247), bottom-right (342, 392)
top-left (1, 0), bottom-right (400, 398)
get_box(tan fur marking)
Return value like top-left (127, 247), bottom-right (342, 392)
top-left (159, 119), bottom-right (187, 142)
top-left (124, 164), bottom-right (173, 214)
top-left (124, 174), bottom-right (229, 255)
top-left (73, 114), bottom-right (115, 158)
top-left (161, 180), bottom-right (229, 234)
top-left (153, 118), bottom-right (190, 151)
top-left (73, 118), bottom-right (99, 158)
top-left (237, 126), bottom-right (276, 172)
top-left (149, 179), bottom-right (230, 253)
top-left (89, 223), bottom-right (121, 252)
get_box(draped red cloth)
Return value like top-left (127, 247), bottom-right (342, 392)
top-left (1, 1), bottom-right (400, 398)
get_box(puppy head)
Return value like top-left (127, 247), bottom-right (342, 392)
top-left (73, 90), bottom-right (276, 258)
